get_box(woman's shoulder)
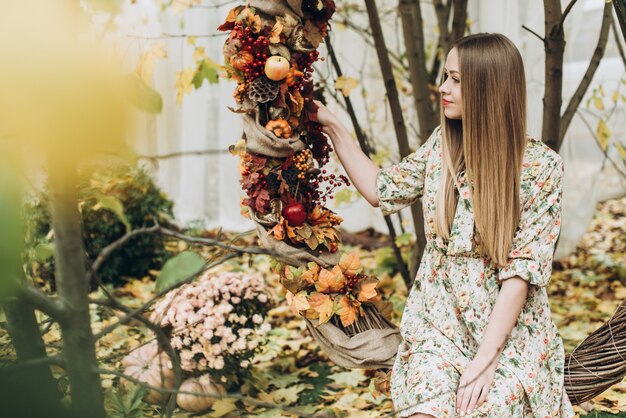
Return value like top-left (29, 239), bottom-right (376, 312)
top-left (522, 134), bottom-right (564, 180)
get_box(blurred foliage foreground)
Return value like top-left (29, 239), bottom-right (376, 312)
top-left (2, 187), bottom-right (626, 417)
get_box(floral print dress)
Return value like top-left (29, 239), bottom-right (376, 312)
top-left (376, 125), bottom-right (575, 418)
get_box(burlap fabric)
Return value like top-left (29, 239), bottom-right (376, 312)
top-left (242, 98), bottom-right (306, 158)
top-left (303, 308), bottom-right (403, 369)
top-left (248, 0), bottom-right (303, 19)
top-left (250, 212), bottom-right (340, 269)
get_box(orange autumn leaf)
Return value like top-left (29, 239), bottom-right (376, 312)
top-left (307, 206), bottom-right (332, 227)
top-left (337, 295), bottom-right (361, 327)
top-left (270, 218), bottom-right (285, 241)
top-left (308, 292), bottom-right (334, 325)
top-left (356, 278), bottom-right (379, 302)
top-left (339, 251), bottom-right (362, 275)
top-left (301, 262), bottom-right (320, 285)
top-left (269, 21), bottom-right (284, 43)
top-left (315, 265), bottom-right (345, 293)
top-left (285, 290), bottom-right (310, 315)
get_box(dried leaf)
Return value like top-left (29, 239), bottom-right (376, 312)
top-left (308, 292), bottom-right (334, 325)
top-left (339, 251), bottom-right (361, 275)
top-left (316, 265), bottom-right (345, 293)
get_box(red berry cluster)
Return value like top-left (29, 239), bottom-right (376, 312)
top-left (310, 169), bottom-right (350, 206)
top-left (340, 273), bottom-right (367, 294)
top-left (234, 25), bottom-right (270, 81)
top-left (291, 50), bottom-right (321, 89)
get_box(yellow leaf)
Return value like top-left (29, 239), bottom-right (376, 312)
top-left (186, 36), bottom-right (197, 46)
top-left (316, 265), bottom-right (345, 293)
top-left (612, 90), bottom-right (619, 104)
top-left (193, 46), bottom-right (206, 63)
top-left (285, 290), bottom-right (310, 315)
top-left (208, 398), bottom-right (238, 417)
top-left (596, 119), bottom-right (611, 151)
top-left (335, 75), bottom-right (359, 97)
top-left (339, 251), bottom-right (362, 275)
top-left (175, 67), bottom-right (195, 106)
top-left (135, 42), bottom-right (167, 83)
top-left (593, 97), bottom-right (605, 111)
top-left (308, 292), bottom-right (334, 324)
top-left (615, 142), bottom-right (626, 160)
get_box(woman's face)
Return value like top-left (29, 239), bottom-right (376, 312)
top-left (438, 47), bottom-right (462, 120)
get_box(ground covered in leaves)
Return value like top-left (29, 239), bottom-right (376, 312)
top-left (1, 196), bottom-right (625, 417)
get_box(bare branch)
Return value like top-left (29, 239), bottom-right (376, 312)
top-left (522, 24), bottom-right (546, 43)
top-left (0, 355), bottom-right (65, 373)
top-left (558, 0), bottom-right (580, 29)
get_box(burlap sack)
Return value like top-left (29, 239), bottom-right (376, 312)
top-left (249, 0), bottom-right (303, 19)
top-left (303, 310), bottom-right (402, 369)
top-left (250, 212), bottom-right (340, 269)
top-left (242, 98), bottom-right (306, 158)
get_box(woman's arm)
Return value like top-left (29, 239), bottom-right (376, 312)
top-left (456, 277), bottom-right (529, 416)
top-left (313, 100), bottom-right (380, 207)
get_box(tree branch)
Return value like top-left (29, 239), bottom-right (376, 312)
top-left (560, 0), bottom-right (612, 144)
top-left (558, 0), bottom-right (580, 29)
top-left (522, 24), bottom-right (546, 43)
top-left (614, 0), bottom-right (626, 45)
top-left (19, 284), bottom-right (66, 320)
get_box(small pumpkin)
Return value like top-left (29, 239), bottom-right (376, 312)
top-left (230, 50), bottom-right (254, 72)
top-left (265, 118), bottom-right (292, 138)
top-left (176, 374), bottom-right (227, 412)
top-left (121, 341), bottom-right (175, 404)
top-left (285, 64), bottom-right (304, 86)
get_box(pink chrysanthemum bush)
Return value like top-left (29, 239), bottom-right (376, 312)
top-left (150, 270), bottom-right (273, 390)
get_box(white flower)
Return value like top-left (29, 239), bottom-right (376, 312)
top-left (252, 314), bottom-right (263, 324)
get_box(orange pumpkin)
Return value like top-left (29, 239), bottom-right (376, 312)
top-left (121, 341), bottom-right (175, 404)
top-left (285, 65), bottom-right (304, 86)
top-left (230, 50), bottom-right (253, 72)
top-left (265, 119), bottom-right (292, 138)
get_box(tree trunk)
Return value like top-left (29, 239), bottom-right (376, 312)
top-left (47, 156), bottom-right (106, 418)
top-left (559, 0), bottom-right (612, 145)
top-left (2, 298), bottom-right (65, 418)
top-left (365, 0), bottom-right (424, 288)
top-left (542, 0), bottom-right (566, 152)
top-left (399, 0), bottom-right (438, 143)
top-left (614, 0), bottom-right (626, 44)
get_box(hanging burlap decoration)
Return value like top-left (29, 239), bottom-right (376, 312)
top-left (248, 0), bottom-right (303, 19)
top-left (303, 304), bottom-right (402, 369)
top-left (250, 208), bottom-right (340, 269)
top-left (241, 97), bottom-right (306, 158)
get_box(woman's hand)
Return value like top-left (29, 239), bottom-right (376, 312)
top-left (456, 354), bottom-right (497, 416)
top-left (313, 100), bottom-right (343, 136)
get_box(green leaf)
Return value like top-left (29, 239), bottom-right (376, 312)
top-left (394, 232), bottom-right (414, 247)
top-left (34, 242), bottom-right (55, 262)
top-left (83, 0), bottom-right (124, 13)
top-left (155, 251), bottom-right (205, 291)
top-left (192, 59), bottom-right (220, 89)
top-left (333, 187), bottom-right (355, 207)
top-left (126, 74), bottom-right (163, 114)
top-left (92, 191), bottom-right (131, 232)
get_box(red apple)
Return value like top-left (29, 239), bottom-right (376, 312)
top-left (264, 56), bottom-right (290, 81)
top-left (282, 202), bottom-right (307, 226)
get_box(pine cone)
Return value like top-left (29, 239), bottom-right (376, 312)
top-left (248, 76), bottom-right (280, 103)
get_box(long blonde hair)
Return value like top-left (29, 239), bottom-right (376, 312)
top-left (435, 33), bottom-right (527, 268)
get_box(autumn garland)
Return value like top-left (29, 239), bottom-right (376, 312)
top-left (220, 2), bottom-right (393, 330)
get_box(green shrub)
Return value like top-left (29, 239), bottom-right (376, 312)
top-left (24, 163), bottom-right (175, 288)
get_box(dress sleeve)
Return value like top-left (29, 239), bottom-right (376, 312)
top-left (497, 157), bottom-right (564, 287)
top-left (375, 126), bottom-right (440, 216)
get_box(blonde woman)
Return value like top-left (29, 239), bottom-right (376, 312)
top-left (314, 33), bottom-right (575, 418)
